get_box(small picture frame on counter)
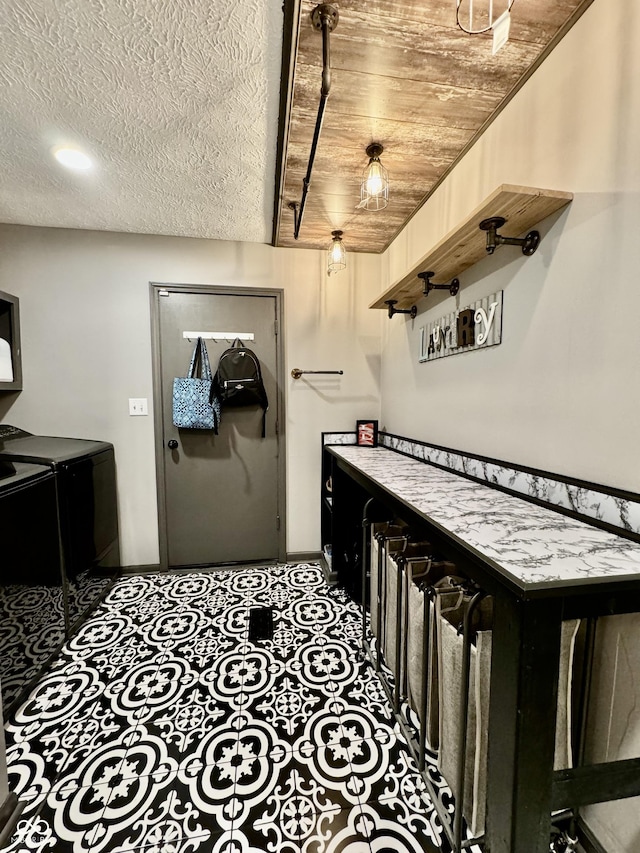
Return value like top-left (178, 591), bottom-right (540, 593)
top-left (356, 420), bottom-right (378, 447)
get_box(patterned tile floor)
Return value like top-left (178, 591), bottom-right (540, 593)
top-left (2, 564), bottom-right (459, 853)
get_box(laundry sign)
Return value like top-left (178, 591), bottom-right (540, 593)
top-left (419, 291), bottom-right (503, 362)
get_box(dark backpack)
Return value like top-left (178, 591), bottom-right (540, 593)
top-left (213, 340), bottom-right (269, 437)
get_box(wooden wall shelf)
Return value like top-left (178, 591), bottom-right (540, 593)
top-left (370, 184), bottom-right (573, 310)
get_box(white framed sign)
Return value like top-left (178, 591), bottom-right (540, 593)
top-left (419, 291), bottom-right (503, 363)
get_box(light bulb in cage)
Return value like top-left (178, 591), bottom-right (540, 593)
top-left (360, 143), bottom-right (389, 211)
top-left (327, 230), bottom-right (346, 275)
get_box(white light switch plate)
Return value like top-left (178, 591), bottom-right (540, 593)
top-left (129, 398), bottom-right (148, 416)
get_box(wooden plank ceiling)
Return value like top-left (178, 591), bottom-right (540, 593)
top-left (274, 0), bottom-right (591, 254)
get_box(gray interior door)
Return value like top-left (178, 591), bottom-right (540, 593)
top-left (155, 287), bottom-right (282, 568)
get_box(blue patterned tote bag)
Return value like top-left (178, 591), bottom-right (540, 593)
top-left (172, 337), bottom-right (221, 431)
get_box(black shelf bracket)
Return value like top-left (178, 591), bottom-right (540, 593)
top-left (417, 271), bottom-right (460, 299)
top-left (385, 300), bottom-right (417, 320)
top-left (479, 216), bottom-right (540, 256)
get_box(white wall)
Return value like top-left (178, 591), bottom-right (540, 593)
top-left (0, 225), bottom-right (381, 565)
top-left (378, 0), bottom-right (640, 849)
top-left (379, 0), bottom-right (640, 493)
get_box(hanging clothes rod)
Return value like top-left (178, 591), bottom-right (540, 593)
top-left (182, 332), bottom-right (255, 342)
top-left (288, 4), bottom-right (339, 240)
top-left (291, 368), bottom-right (343, 379)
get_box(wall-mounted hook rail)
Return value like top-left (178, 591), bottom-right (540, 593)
top-left (417, 271), bottom-right (460, 299)
top-left (291, 368), bottom-right (344, 379)
top-left (479, 216), bottom-right (540, 256)
top-left (385, 300), bottom-right (417, 320)
top-left (182, 331), bottom-right (255, 342)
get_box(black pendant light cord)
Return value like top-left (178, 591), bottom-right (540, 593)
top-left (289, 4), bottom-right (339, 240)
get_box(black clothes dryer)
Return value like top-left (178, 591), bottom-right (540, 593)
top-left (0, 459), bottom-right (65, 711)
top-left (0, 426), bottom-right (120, 632)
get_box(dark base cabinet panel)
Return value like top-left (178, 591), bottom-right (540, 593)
top-left (0, 448), bottom-right (120, 713)
top-left (59, 449), bottom-right (119, 583)
top-left (61, 449), bottom-right (120, 631)
top-left (331, 462), bottom-right (371, 604)
top-left (0, 474), bottom-right (65, 713)
top-left (2, 475), bottom-right (61, 585)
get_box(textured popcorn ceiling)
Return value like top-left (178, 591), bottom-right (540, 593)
top-left (0, 0), bottom-right (283, 243)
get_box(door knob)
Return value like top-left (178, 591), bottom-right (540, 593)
top-left (167, 439), bottom-right (179, 449)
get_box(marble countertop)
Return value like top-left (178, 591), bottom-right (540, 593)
top-left (329, 445), bottom-right (640, 590)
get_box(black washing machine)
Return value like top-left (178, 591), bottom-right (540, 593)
top-left (0, 458), bottom-right (66, 711)
top-left (0, 426), bottom-right (120, 635)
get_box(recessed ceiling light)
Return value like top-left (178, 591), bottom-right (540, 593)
top-left (52, 147), bottom-right (93, 170)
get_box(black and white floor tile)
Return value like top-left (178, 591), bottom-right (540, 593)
top-left (2, 564), bottom-right (472, 853)
top-left (0, 584), bottom-right (67, 711)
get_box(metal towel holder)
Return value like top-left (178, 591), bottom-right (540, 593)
top-left (291, 368), bottom-right (343, 379)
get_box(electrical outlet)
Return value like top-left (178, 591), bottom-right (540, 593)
top-left (129, 398), bottom-right (148, 416)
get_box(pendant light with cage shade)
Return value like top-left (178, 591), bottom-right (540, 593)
top-left (456, 0), bottom-right (514, 54)
top-left (360, 143), bottom-right (389, 211)
top-left (327, 230), bottom-right (346, 275)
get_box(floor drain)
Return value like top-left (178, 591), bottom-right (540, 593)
top-left (248, 606), bottom-right (275, 641)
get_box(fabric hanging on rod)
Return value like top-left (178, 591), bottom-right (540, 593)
top-left (406, 571), bottom-right (461, 753)
top-left (437, 592), bottom-right (493, 839)
top-left (380, 536), bottom-right (411, 674)
top-left (370, 522), bottom-right (407, 651)
top-left (384, 543), bottom-right (431, 689)
top-left (436, 593), bottom-right (580, 839)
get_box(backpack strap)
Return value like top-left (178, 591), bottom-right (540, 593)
top-left (246, 351), bottom-right (269, 437)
